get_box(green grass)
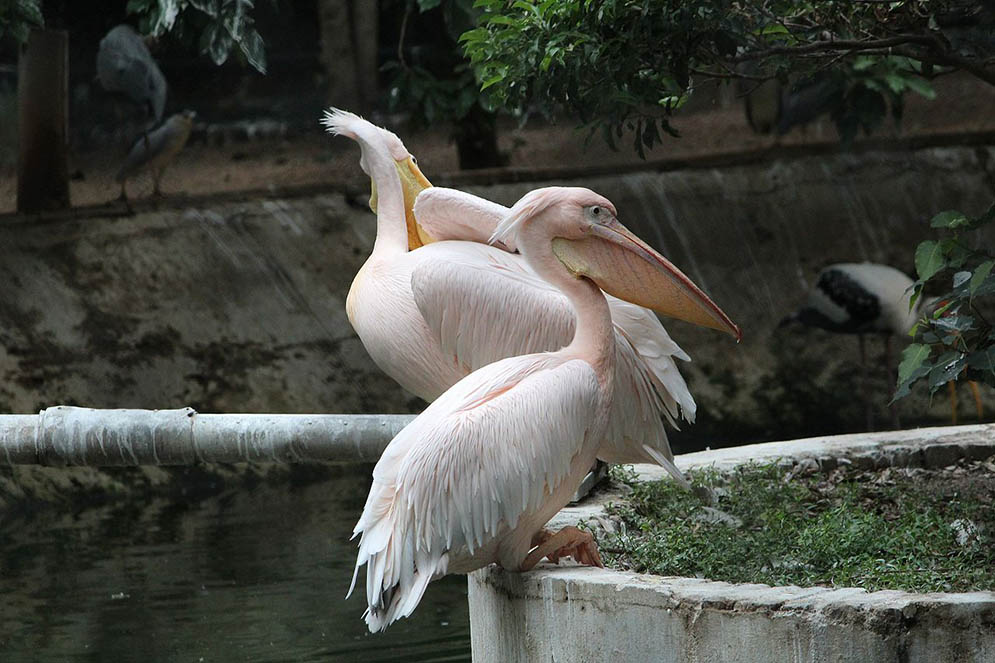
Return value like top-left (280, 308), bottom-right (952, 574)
top-left (596, 458), bottom-right (995, 593)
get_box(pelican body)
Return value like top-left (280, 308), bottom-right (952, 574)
top-left (351, 187), bottom-right (737, 631)
top-left (324, 109), bottom-right (739, 475)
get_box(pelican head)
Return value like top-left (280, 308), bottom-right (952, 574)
top-left (493, 187), bottom-right (741, 340)
top-left (321, 108), bottom-right (433, 250)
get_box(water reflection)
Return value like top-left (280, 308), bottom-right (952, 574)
top-left (0, 472), bottom-right (470, 662)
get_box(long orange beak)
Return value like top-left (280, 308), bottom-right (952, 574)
top-left (552, 218), bottom-right (741, 340)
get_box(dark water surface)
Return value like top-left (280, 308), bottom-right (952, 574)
top-left (0, 473), bottom-right (470, 662)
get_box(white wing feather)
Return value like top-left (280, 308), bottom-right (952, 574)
top-left (410, 246), bottom-right (694, 479)
top-left (351, 355), bottom-right (599, 631)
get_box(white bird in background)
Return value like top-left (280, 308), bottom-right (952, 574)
top-left (323, 109), bottom-right (740, 481)
top-left (116, 110), bottom-right (196, 202)
top-left (780, 262), bottom-right (983, 427)
top-left (782, 263), bottom-right (920, 338)
top-left (350, 186), bottom-right (739, 631)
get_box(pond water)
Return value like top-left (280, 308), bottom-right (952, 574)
top-left (0, 472), bottom-right (470, 662)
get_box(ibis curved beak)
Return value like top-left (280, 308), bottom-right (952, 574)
top-left (369, 157), bottom-right (435, 251)
top-left (552, 219), bottom-right (741, 340)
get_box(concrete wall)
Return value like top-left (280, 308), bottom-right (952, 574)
top-left (0, 195), bottom-right (417, 416)
top-left (468, 425), bottom-right (995, 663)
top-left (469, 567), bottom-right (995, 663)
top-left (1, 145), bottom-right (994, 450)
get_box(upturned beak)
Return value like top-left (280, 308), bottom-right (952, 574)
top-left (369, 157), bottom-right (436, 251)
top-left (552, 219), bottom-right (741, 340)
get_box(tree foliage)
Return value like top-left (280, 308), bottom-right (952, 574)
top-left (895, 203), bottom-right (995, 399)
top-left (384, 0), bottom-right (483, 127)
top-left (125, 0), bottom-right (268, 73)
top-left (462, 0), bottom-right (995, 154)
top-left (0, 1), bottom-right (269, 73)
top-left (0, 0), bottom-right (43, 43)
top-left (385, 0), bottom-right (506, 168)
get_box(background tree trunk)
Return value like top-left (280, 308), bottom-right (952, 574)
top-left (17, 28), bottom-right (70, 213)
top-left (317, 0), bottom-right (379, 113)
top-left (456, 103), bottom-right (504, 170)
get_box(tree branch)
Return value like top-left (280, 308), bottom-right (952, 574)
top-left (928, 50), bottom-right (995, 87)
top-left (734, 34), bottom-right (939, 62)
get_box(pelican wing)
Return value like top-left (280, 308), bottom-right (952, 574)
top-left (410, 243), bottom-right (573, 371)
top-left (414, 187), bottom-right (518, 252)
top-left (600, 297), bottom-right (694, 483)
top-left (411, 245), bottom-right (694, 476)
top-left (352, 354), bottom-right (599, 631)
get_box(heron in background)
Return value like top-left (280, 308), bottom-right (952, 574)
top-left (115, 110), bottom-right (196, 202)
top-left (780, 262), bottom-right (983, 428)
top-left (97, 25), bottom-right (194, 203)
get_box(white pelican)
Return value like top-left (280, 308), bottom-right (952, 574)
top-left (350, 186), bottom-right (739, 631)
top-left (780, 262), bottom-right (983, 426)
top-left (323, 109), bottom-right (739, 479)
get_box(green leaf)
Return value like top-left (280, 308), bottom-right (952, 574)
top-left (903, 76), bottom-right (936, 100)
top-left (930, 210), bottom-right (969, 229)
top-left (893, 343), bottom-right (932, 399)
top-left (459, 27), bottom-right (488, 43)
top-left (897, 343), bottom-right (931, 381)
top-left (933, 315), bottom-right (974, 334)
top-left (884, 74), bottom-right (906, 95)
top-left (485, 14), bottom-right (518, 26)
top-left (238, 27), bottom-right (266, 74)
top-left (480, 74), bottom-right (504, 90)
top-left (931, 300), bottom-right (955, 318)
top-left (759, 24), bottom-right (790, 36)
top-left (914, 240), bottom-right (944, 281)
top-left (970, 261), bottom-right (995, 296)
top-left (927, 351), bottom-right (966, 392)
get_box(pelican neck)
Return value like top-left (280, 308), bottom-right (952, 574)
top-left (516, 225), bottom-right (614, 378)
top-left (362, 143), bottom-right (408, 256)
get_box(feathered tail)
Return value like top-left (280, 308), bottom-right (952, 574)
top-left (349, 479), bottom-right (448, 632)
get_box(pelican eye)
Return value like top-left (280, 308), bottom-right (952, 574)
top-left (410, 156), bottom-right (418, 165)
top-left (584, 205), bottom-right (608, 224)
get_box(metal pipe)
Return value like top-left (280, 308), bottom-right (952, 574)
top-left (0, 407), bottom-right (416, 467)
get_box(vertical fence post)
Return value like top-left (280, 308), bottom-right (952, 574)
top-left (17, 28), bottom-right (70, 214)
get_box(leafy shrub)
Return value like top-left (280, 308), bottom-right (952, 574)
top-left (895, 203), bottom-right (995, 399)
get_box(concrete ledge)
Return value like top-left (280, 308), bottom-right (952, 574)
top-left (469, 424), bottom-right (995, 662)
top-left (469, 567), bottom-right (995, 663)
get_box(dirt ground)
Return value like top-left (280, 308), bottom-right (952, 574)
top-left (3, 74), bottom-right (995, 215)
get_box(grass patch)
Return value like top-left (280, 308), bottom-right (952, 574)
top-left (596, 457), bottom-right (995, 593)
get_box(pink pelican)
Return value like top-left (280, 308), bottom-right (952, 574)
top-left (351, 186), bottom-right (739, 631)
top-left (322, 109), bottom-right (740, 481)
